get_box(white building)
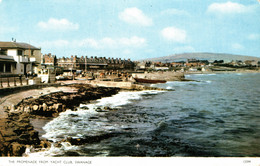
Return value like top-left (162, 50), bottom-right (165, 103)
top-left (0, 41), bottom-right (41, 75)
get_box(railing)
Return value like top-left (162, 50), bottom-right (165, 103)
top-left (20, 56), bottom-right (29, 63)
top-left (30, 57), bottom-right (36, 62)
top-left (0, 75), bottom-right (29, 88)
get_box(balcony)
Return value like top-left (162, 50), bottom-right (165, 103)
top-left (30, 57), bottom-right (36, 62)
top-left (19, 56), bottom-right (29, 63)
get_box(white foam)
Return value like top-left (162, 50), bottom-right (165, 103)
top-left (27, 90), bottom-right (164, 156)
top-left (192, 73), bottom-right (217, 76)
top-left (166, 86), bottom-right (174, 90)
top-left (26, 142), bottom-right (80, 157)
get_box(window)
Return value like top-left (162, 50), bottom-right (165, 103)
top-left (0, 63), bottom-right (4, 72)
top-left (6, 63), bottom-right (11, 72)
top-left (0, 49), bottom-right (7, 55)
top-left (18, 50), bottom-right (23, 55)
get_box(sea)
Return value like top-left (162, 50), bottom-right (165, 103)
top-left (28, 72), bottom-right (260, 157)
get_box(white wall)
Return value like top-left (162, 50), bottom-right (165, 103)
top-left (6, 48), bottom-right (39, 75)
top-left (7, 49), bottom-right (17, 56)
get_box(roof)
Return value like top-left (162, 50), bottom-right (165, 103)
top-left (0, 41), bottom-right (40, 50)
top-left (0, 55), bottom-right (16, 63)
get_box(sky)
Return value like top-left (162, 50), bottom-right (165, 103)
top-left (0, 0), bottom-right (260, 60)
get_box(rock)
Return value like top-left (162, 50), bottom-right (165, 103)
top-left (18, 106), bottom-right (24, 112)
top-left (48, 106), bottom-right (53, 112)
top-left (33, 105), bottom-right (39, 111)
top-left (1, 129), bottom-right (17, 137)
top-left (53, 103), bottom-right (63, 112)
top-left (10, 104), bottom-right (15, 112)
top-left (3, 106), bottom-right (9, 110)
top-left (24, 106), bottom-right (31, 113)
top-left (80, 106), bottom-right (89, 110)
top-left (10, 142), bottom-right (26, 156)
top-left (40, 139), bottom-right (51, 148)
top-left (42, 103), bottom-right (48, 111)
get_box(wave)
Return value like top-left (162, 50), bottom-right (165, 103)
top-left (26, 141), bottom-right (80, 157)
top-left (26, 90), bottom-right (164, 156)
top-left (192, 73), bottom-right (217, 76)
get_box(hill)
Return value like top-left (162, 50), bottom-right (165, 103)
top-left (140, 53), bottom-right (260, 62)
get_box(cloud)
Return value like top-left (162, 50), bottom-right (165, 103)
top-left (0, 0), bottom-right (2, 3)
top-left (161, 27), bottom-right (187, 43)
top-left (119, 36), bottom-right (146, 47)
top-left (161, 8), bottom-right (190, 16)
top-left (40, 36), bottom-right (146, 49)
top-left (37, 18), bottom-right (79, 31)
top-left (119, 7), bottom-right (153, 26)
top-left (248, 34), bottom-right (260, 40)
top-left (72, 39), bottom-right (99, 49)
top-left (207, 1), bottom-right (252, 14)
top-left (231, 43), bottom-right (244, 50)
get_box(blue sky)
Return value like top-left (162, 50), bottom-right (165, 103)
top-left (0, 0), bottom-right (259, 60)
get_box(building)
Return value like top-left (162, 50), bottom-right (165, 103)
top-left (171, 61), bottom-right (185, 67)
top-left (57, 55), bottom-right (134, 72)
top-left (0, 41), bottom-right (41, 75)
top-left (186, 59), bottom-right (209, 67)
top-left (244, 60), bottom-right (258, 67)
top-left (41, 53), bottom-right (57, 66)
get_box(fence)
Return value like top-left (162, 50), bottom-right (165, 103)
top-left (0, 75), bottom-right (29, 88)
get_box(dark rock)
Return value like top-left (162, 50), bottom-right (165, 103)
top-left (40, 139), bottom-right (51, 149)
top-left (10, 142), bottom-right (26, 156)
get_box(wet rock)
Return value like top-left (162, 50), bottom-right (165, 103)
top-left (95, 107), bottom-right (108, 112)
top-left (1, 85), bottom-right (120, 156)
top-left (40, 139), bottom-right (51, 149)
top-left (80, 106), bottom-right (89, 110)
top-left (10, 142), bottom-right (26, 156)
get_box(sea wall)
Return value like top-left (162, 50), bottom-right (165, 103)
top-left (0, 83), bottom-right (61, 96)
top-left (132, 71), bottom-right (185, 81)
top-left (90, 81), bottom-right (167, 91)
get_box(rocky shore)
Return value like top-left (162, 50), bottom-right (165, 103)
top-left (0, 84), bottom-right (120, 156)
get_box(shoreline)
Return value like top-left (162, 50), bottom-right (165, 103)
top-left (183, 69), bottom-right (260, 75)
top-left (0, 82), bottom-right (167, 156)
top-left (1, 71), bottom-right (257, 156)
top-left (0, 83), bottom-right (120, 156)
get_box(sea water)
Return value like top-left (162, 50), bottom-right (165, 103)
top-left (28, 73), bottom-right (260, 157)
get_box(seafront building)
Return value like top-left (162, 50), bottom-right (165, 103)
top-left (57, 55), bottom-right (135, 72)
top-left (41, 54), bottom-right (135, 72)
top-left (0, 41), bottom-right (41, 76)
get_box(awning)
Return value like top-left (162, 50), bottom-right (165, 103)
top-left (0, 59), bottom-right (17, 63)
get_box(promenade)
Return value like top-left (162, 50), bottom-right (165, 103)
top-left (0, 83), bottom-right (78, 118)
